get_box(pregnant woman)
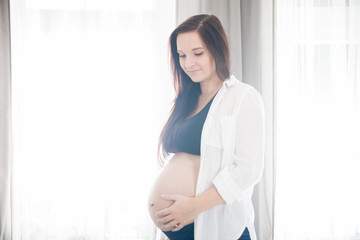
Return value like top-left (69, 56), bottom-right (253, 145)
top-left (148, 14), bottom-right (265, 240)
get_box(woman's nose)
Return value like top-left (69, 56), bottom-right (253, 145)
top-left (184, 57), bottom-right (195, 68)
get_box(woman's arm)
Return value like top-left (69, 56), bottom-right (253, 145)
top-left (212, 87), bottom-right (265, 204)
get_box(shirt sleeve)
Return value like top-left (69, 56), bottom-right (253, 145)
top-left (213, 87), bottom-right (265, 204)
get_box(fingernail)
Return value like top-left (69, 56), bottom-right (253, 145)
top-left (161, 194), bottom-right (166, 198)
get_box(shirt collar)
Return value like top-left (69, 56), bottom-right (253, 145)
top-left (224, 75), bottom-right (238, 87)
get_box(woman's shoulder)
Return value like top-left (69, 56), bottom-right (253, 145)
top-left (223, 76), bottom-right (262, 101)
top-left (221, 76), bottom-right (265, 116)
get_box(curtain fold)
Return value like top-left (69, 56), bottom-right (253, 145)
top-left (0, 0), bottom-right (12, 239)
top-left (240, 1), bottom-right (275, 240)
top-left (175, 1), bottom-right (275, 239)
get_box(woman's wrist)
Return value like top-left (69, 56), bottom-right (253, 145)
top-left (193, 186), bottom-right (225, 214)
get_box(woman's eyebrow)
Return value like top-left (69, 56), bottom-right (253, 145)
top-left (177, 47), bottom-right (204, 52)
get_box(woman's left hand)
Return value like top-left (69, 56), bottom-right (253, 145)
top-left (155, 194), bottom-right (199, 232)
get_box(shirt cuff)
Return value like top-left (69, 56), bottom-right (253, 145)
top-left (212, 166), bottom-right (246, 204)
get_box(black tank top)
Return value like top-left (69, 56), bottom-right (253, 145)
top-left (173, 95), bottom-right (215, 155)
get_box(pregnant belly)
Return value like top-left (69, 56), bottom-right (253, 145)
top-left (148, 152), bottom-right (200, 227)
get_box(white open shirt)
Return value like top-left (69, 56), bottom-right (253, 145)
top-left (195, 75), bottom-right (265, 240)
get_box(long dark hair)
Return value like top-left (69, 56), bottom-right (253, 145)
top-left (158, 14), bottom-right (230, 164)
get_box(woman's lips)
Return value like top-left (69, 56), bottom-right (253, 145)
top-left (187, 69), bottom-right (200, 75)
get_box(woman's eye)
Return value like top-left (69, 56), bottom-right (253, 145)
top-left (179, 54), bottom-right (186, 58)
top-left (195, 52), bottom-right (203, 56)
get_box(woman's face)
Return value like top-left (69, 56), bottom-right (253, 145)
top-left (176, 31), bottom-right (218, 84)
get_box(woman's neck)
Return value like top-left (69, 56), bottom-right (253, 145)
top-left (199, 77), bottom-right (223, 99)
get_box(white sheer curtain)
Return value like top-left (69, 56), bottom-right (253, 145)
top-left (240, 1), bottom-right (275, 239)
top-left (10, 0), bottom-right (175, 239)
top-left (0, 0), bottom-right (12, 239)
top-left (275, 0), bottom-right (360, 239)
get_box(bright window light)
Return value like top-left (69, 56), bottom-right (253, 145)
top-left (275, 1), bottom-right (360, 240)
top-left (25, 0), bottom-right (156, 11)
top-left (11, 0), bottom-right (175, 239)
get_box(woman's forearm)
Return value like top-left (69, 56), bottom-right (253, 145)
top-left (194, 186), bottom-right (224, 215)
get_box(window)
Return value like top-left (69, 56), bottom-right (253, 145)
top-left (11, 0), bottom-right (175, 239)
top-left (275, 1), bottom-right (360, 239)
